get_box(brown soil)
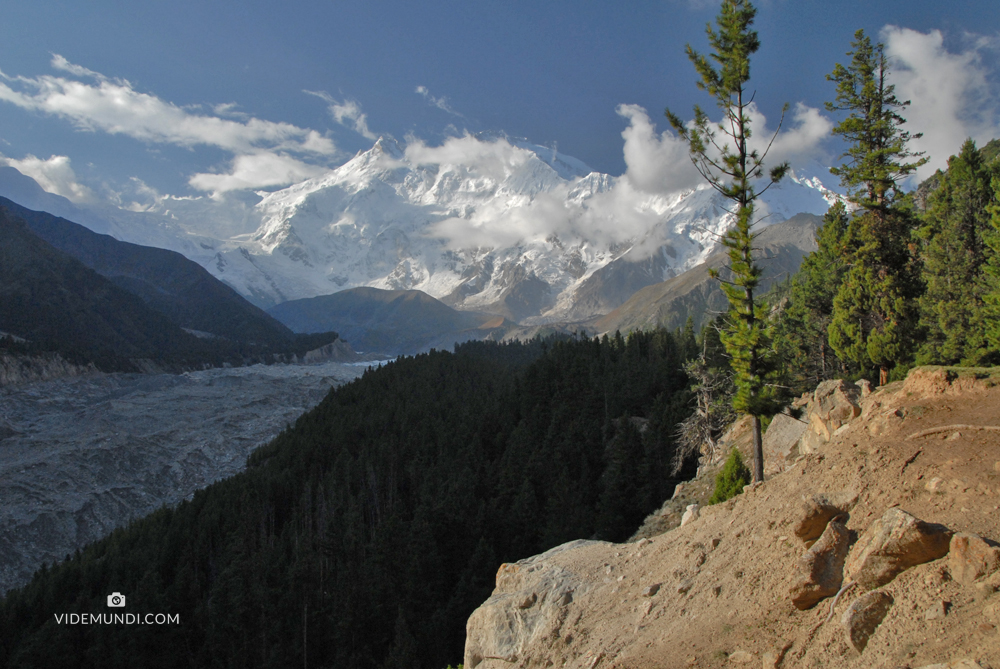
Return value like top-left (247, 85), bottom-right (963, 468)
top-left (477, 368), bottom-right (1000, 668)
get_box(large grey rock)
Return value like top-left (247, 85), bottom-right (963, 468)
top-left (789, 516), bottom-right (851, 610)
top-left (464, 540), bottom-right (607, 669)
top-left (845, 508), bottom-right (953, 590)
top-left (841, 590), bottom-right (894, 653)
top-left (762, 411), bottom-right (808, 472)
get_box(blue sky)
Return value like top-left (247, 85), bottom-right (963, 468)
top-left (1, 1), bottom-right (998, 209)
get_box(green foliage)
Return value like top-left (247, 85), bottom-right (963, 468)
top-left (985, 174), bottom-right (1000, 352)
top-left (916, 138), bottom-right (998, 366)
top-left (709, 448), bottom-right (751, 505)
top-left (0, 331), bottom-right (696, 669)
top-left (825, 30), bottom-right (926, 385)
top-left (665, 0), bottom-right (787, 482)
top-left (826, 30), bottom-right (927, 214)
top-left (775, 202), bottom-right (853, 393)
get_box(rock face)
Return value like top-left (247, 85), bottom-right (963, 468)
top-left (464, 540), bottom-right (606, 669)
top-left (789, 516), bottom-right (851, 610)
top-left (948, 532), bottom-right (1000, 585)
top-left (841, 590), bottom-right (894, 653)
top-left (845, 508), bottom-right (953, 590)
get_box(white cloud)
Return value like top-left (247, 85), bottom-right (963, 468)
top-left (616, 102), bottom-right (829, 196)
top-left (416, 85), bottom-right (464, 117)
top-left (0, 153), bottom-right (96, 203)
top-left (188, 152), bottom-right (327, 194)
top-left (617, 103), bottom-right (700, 194)
top-left (747, 102), bottom-right (833, 169)
top-left (0, 63), bottom-right (337, 155)
top-left (0, 55), bottom-right (341, 195)
top-left (305, 90), bottom-right (377, 140)
top-left (883, 26), bottom-right (1000, 180)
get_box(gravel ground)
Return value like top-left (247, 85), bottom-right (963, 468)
top-left (0, 361), bottom-right (369, 594)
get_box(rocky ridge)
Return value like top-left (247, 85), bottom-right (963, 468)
top-left (465, 368), bottom-right (1000, 668)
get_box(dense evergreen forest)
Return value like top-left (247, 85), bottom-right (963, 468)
top-left (0, 330), bottom-right (696, 669)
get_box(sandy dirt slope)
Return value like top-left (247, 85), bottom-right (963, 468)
top-left (466, 368), bottom-right (1000, 669)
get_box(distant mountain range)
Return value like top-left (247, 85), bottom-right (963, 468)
top-left (0, 136), bottom-right (839, 328)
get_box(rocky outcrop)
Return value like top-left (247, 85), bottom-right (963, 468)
top-left (799, 379), bottom-right (863, 455)
top-left (464, 540), bottom-right (605, 669)
top-left (844, 508), bottom-right (953, 590)
top-left (464, 368), bottom-right (1000, 667)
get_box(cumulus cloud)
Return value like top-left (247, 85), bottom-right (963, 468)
top-left (883, 26), bottom-right (1000, 181)
top-left (617, 102), bottom-right (829, 196)
top-left (0, 153), bottom-right (95, 203)
top-left (305, 90), bottom-right (377, 140)
top-left (747, 102), bottom-right (833, 169)
top-left (415, 85), bottom-right (464, 117)
top-left (617, 104), bottom-right (700, 194)
top-left (188, 152), bottom-right (327, 195)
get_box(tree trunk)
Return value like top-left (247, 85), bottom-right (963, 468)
top-left (879, 366), bottom-right (889, 387)
top-left (752, 414), bottom-right (764, 484)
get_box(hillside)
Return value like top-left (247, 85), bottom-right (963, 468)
top-left (0, 207), bottom-right (207, 371)
top-left (464, 368), bottom-right (1000, 668)
top-left (0, 332), bottom-right (696, 669)
top-left (596, 213), bottom-right (820, 333)
top-left (1, 197), bottom-right (297, 346)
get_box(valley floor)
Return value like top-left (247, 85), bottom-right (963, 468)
top-left (0, 361), bottom-right (365, 594)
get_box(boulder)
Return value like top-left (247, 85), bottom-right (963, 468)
top-left (844, 508), bottom-right (953, 590)
top-left (799, 380), bottom-right (862, 455)
top-left (792, 492), bottom-right (858, 544)
top-left (948, 532), bottom-right (1000, 585)
top-left (464, 540), bottom-right (605, 669)
top-left (681, 504), bottom-right (700, 527)
top-left (789, 516), bottom-right (851, 610)
top-left (762, 411), bottom-right (808, 472)
top-left (841, 590), bottom-right (894, 653)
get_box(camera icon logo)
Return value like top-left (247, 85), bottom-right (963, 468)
top-left (107, 592), bottom-right (126, 608)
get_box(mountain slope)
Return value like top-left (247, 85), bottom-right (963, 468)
top-left (595, 213), bottom-right (821, 333)
top-left (268, 286), bottom-right (513, 355)
top-left (1, 197), bottom-right (296, 346)
top-left (0, 206), bottom-right (205, 370)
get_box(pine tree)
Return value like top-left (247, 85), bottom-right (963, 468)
top-left (984, 173), bottom-right (1000, 352)
top-left (665, 0), bottom-right (787, 483)
top-left (825, 29), bottom-right (927, 386)
top-left (775, 202), bottom-right (852, 393)
top-left (917, 139), bottom-right (997, 365)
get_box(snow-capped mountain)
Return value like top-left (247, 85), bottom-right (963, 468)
top-left (0, 135), bottom-right (839, 324)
